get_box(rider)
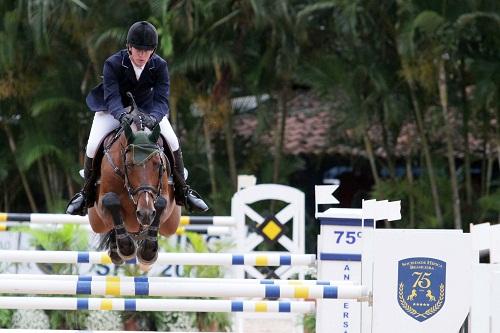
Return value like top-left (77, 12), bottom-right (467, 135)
top-left (66, 21), bottom-right (208, 215)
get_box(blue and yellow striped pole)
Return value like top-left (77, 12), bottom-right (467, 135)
top-left (0, 279), bottom-right (366, 299)
top-left (0, 250), bottom-right (316, 266)
top-left (0, 296), bottom-right (315, 313)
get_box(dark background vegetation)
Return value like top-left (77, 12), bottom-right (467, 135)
top-left (0, 1), bottom-right (499, 252)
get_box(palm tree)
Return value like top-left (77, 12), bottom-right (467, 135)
top-left (397, 1), bottom-right (500, 228)
top-left (0, 2), bottom-right (40, 211)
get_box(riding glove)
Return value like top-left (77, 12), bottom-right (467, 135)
top-left (141, 114), bottom-right (158, 129)
top-left (119, 112), bottom-right (134, 125)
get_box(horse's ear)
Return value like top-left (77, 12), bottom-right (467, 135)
top-left (148, 124), bottom-right (161, 143)
top-left (124, 122), bottom-right (135, 143)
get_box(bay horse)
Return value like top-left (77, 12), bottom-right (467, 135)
top-left (88, 112), bottom-right (180, 269)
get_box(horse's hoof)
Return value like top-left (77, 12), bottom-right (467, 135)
top-left (108, 248), bottom-right (124, 265)
top-left (116, 236), bottom-right (137, 261)
top-left (137, 241), bottom-right (159, 266)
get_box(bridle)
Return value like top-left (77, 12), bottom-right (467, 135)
top-left (103, 132), bottom-right (170, 209)
top-left (122, 143), bottom-right (169, 207)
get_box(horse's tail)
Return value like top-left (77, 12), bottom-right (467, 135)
top-left (97, 230), bottom-right (114, 251)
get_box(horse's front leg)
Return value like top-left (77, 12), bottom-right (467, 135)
top-left (137, 196), bottom-right (166, 265)
top-left (102, 192), bottom-right (136, 260)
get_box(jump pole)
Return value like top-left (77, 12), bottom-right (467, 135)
top-left (0, 250), bottom-right (315, 266)
top-left (0, 273), bottom-right (350, 286)
top-left (0, 279), bottom-right (366, 299)
top-left (0, 222), bottom-right (232, 236)
top-left (0, 213), bottom-right (235, 226)
top-left (0, 296), bottom-right (315, 313)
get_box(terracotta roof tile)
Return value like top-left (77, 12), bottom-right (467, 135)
top-left (233, 91), bottom-right (498, 158)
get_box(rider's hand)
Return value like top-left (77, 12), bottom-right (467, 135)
top-left (119, 112), bottom-right (134, 125)
top-left (141, 114), bottom-right (158, 129)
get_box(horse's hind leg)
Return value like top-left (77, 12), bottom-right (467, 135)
top-left (102, 192), bottom-right (136, 260)
top-left (137, 196), bottom-right (166, 265)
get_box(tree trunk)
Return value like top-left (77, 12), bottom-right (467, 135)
top-left (2, 123), bottom-right (38, 212)
top-left (438, 59), bottom-right (462, 229)
top-left (272, 86), bottom-right (289, 184)
top-left (363, 133), bottom-right (380, 187)
top-left (459, 60), bottom-right (473, 205)
top-left (406, 77), bottom-right (443, 226)
top-left (37, 160), bottom-right (52, 211)
top-left (380, 107), bottom-right (396, 180)
top-left (405, 155), bottom-right (416, 228)
top-left (203, 117), bottom-right (217, 197)
top-left (223, 110), bottom-right (237, 191)
top-left (213, 64), bottom-right (237, 191)
top-left (485, 154), bottom-right (493, 197)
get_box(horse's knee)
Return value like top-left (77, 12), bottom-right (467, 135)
top-left (102, 192), bottom-right (120, 209)
top-left (155, 196), bottom-right (167, 211)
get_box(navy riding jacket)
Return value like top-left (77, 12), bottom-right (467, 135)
top-left (86, 49), bottom-right (170, 121)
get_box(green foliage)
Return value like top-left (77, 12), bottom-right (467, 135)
top-left (47, 310), bottom-right (88, 330)
top-left (478, 189), bottom-right (500, 221)
top-left (0, 309), bottom-right (12, 328)
top-left (371, 173), bottom-right (456, 229)
top-left (303, 313), bottom-right (316, 333)
top-left (18, 224), bottom-right (88, 274)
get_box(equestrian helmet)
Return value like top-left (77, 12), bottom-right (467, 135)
top-left (127, 21), bottom-right (158, 50)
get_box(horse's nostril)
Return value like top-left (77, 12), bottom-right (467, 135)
top-left (137, 210), bottom-right (156, 225)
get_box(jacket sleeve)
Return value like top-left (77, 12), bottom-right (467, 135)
top-left (103, 61), bottom-right (126, 119)
top-left (150, 60), bottom-right (170, 121)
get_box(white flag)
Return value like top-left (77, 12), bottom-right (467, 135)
top-left (315, 185), bottom-right (340, 205)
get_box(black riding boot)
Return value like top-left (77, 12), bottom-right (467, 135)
top-left (66, 156), bottom-right (94, 216)
top-left (172, 149), bottom-right (208, 212)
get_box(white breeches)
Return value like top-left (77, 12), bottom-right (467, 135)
top-left (85, 111), bottom-right (179, 158)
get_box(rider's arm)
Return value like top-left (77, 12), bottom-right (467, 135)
top-left (149, 59), bottom-right (170, 121)
top-left (103, 60), bottom-right (126, 120)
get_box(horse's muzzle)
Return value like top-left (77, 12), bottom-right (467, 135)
top-left (136, 209), bottom-right (156, 226)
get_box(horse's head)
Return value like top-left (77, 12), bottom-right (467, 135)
top-left (122, 122), bottom-right (167, 226)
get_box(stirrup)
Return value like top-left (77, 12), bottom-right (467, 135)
top-left (185, 188), bottom-right (209, 212)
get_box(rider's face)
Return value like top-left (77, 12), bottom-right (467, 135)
top-left (129, 47), bottom-right (154, 67)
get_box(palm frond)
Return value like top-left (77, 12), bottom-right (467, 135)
top-left (68, 0), bottom-right (88, 10)
top-left (412, 10), bottom-right (445, 35)
top-left (17, 143), bottom-right (63, 171)
top-left (92, 27), bottom-right (126, 51)
top-left (31, 97), bottom-right (85, 117)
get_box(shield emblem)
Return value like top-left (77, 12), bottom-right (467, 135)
top-left (397, 257), bottom-right (446, 322)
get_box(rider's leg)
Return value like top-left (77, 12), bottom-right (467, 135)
top-left (66, 112), bottom-right (120, 215)
top-left (159, 117), bottom-right (208, 212)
